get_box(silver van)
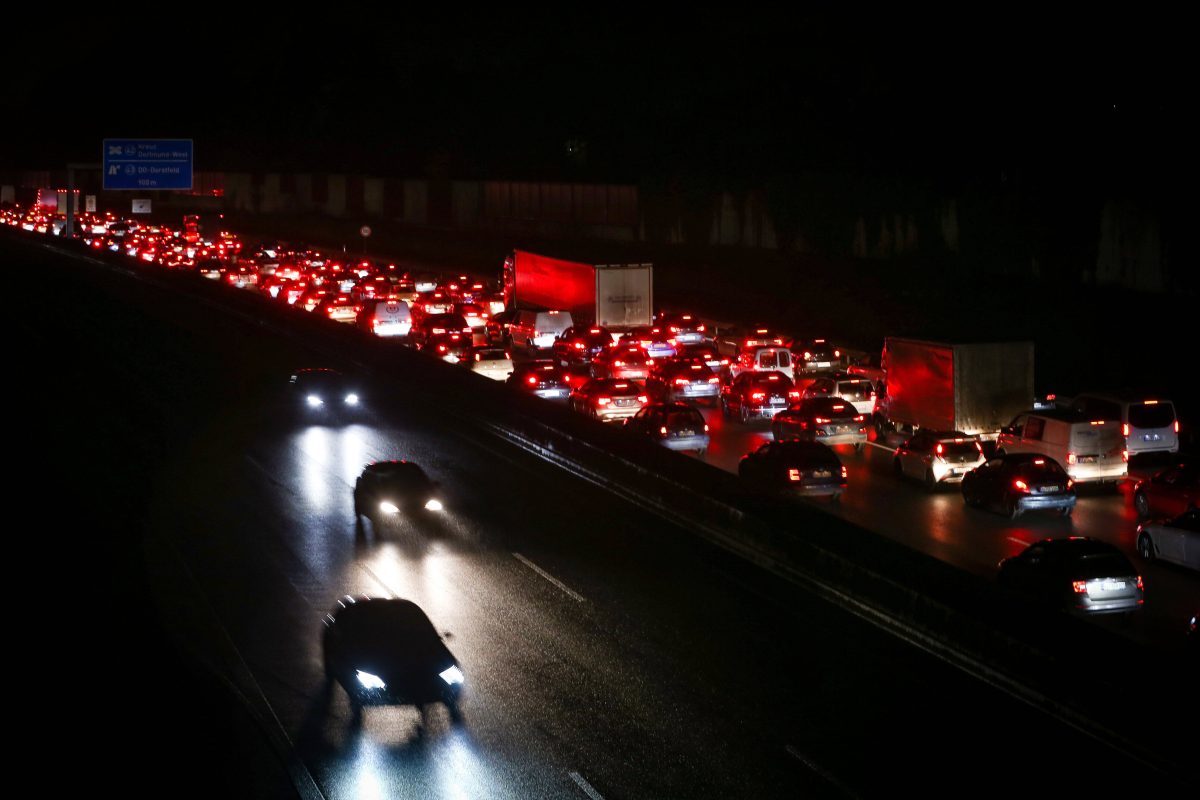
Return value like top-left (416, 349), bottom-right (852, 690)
top-left (997, 408), bottom-right (1127, 484)
top-left (1069, 392), bottom-right (1179, 457)
top-left (509, 309), bottom-right (574, 350)
top-left (357, 299), bottom-right (412, 338)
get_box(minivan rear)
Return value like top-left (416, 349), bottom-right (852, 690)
top-left (513, 310), bottom-right (573, 349)
top-left (998, 409), bottom-right (1127, 483)
top-left (1070, 393), bottom-right (1179, 457)
top-left (358, 299), bottom-right (412, 338)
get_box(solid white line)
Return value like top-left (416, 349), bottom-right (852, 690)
top-left (784, 745), bottom-right (857, 798)
top-left (568, 771), bottom-right (606, 800)
top-left (866, 440), bottom-right (895, 453)
top-left (514, 553), bottom-right (586, 603)
top-left (1006, 536), bottom-right (1030, 547)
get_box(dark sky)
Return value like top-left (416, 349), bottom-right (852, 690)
top-left (2, 14), bottom-right (1184, 188)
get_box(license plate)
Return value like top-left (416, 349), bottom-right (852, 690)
top-left (813, 469), bottom-right (832, 478)
top-left (1041, 485), bottom-right (1060, 493)
top-left (1143, 434), bottom-right (1160, 441)
top-left (770, 399), bottom-right (786, 405)
top-left (1100, 580), bottom-right (1126, 592)
top-left (679, 430), bottom-right (694, 437)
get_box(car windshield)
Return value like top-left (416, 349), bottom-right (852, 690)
top-left (1129, 403), bottom-right (1176, 428)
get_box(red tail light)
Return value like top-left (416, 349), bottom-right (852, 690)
top-left (659, 426), bottom-right (669, 435)
top-left (474, 353), bottom-right (482, 361)
top-left (637, 395), bottom-right (649, 403)
top-left (1122, 423), bottom-right (1130, 437)
top-left (597, 397), bottom-right (611, 406)
top-left (1013, 479), bottom-right (1029, 492)
top-left (437, 345), bottom-right (447, 352)
top-left (853, 414), bottom-right (865, 422)
top-left (703, 424), bottom-right (709, 432)
top-left (675, 378), bottom-right (689, 385)
top-left (720, 358), bottom-right (729, 366)
top-left (788, 468), bottom-right (801, 482)
top-left (834, 349), bottom-right (840, 357)
top-left (750, 391), bottom-right (766, 402)
top-left (1122, 449), bottom-right (1128, 462)
top-left (1072, 580), bottom-right (1088, 594)
top-left (814, 417), bottom-right (830, 424)
top-left (526, 375), bottom-right (537, 385)
top-left (1066, 479), bottom-right (1074, 489)
top-left (936, 443), bottom-right (944, 455)
top-left (1136, 575), bottom-right (1144, 591)
top-left (696, 324), bottom-right (705, 332)
top-left (787, 390), bottom-right (800, 400)
top-left (614, 361), bottom-right (625, 367)
top-left (646, 358), bottom-right (654, 366)
top-left (574, 342), bottom-right (585, 349)
top-left (840, 465), bottom-right (848, 479)
top-left (707, 376), bottom-right (720, 384)
top-left (1175, 420), bottom-right (1180, 433)
top-left (1067, 452), bottom-right (1077, 465)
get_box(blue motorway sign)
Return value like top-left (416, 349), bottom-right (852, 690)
top-left (102, 138), bottom-right (193, 190)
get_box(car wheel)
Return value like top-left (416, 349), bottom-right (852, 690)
top-left (924, 469), bottom-right (937, 492)
top-left (1138, 534), bottom-right (1155, 560)
top-left (1133, 492), bottom-right (1149, 518)
top-left (1006, 497), bottom-right (1021, 520)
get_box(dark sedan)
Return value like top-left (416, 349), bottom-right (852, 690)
top-left (353, 460), bottom-right (444, 524)
top-left (645, 360), bottom-right (721, 405)
top-left (508, 360), bottom-right (571, 401)
top-left (770, 396), bottom-right (867, 452)
top-left (961, 453), bottom-right (1076, 519)
top-left (625, 402), bottom-right (710, 455)
top-left (997, 537), bottom-right (1144, 615)
top-left (289, 368), bottom-right (364, 417)
top-left (554, 326), bottom-right (614, 367)
top-left (322, 596), bottom-right (464, 721)
top-left (720, 371), bottom-right (798, 424)
top-left (738, 440), bottom-right (847, 500)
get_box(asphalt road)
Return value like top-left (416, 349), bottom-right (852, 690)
top-left (8, 231), bottom-right (1190, 797)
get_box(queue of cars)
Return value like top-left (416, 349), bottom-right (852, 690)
top-left (9, 202), bottom-right (1194, 633)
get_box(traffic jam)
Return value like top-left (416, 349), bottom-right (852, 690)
top-left (8, 203), bottom-right (1196, 647)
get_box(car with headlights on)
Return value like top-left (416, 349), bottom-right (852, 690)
top-left (893, 430), bottom-right (986, 490)
top-left (720, 371), bottom-right (799, 424)
top-left (353, 460), bottom-right (444, 525)
top-left (961, 453), bottom-right (1076, 519)
top-left (322, 596), bottom-right (463, 721)
top-left (738, 440), bottom-right (847, 501)
top-left (1132, 462), bottom-right (1197, 519)
top-left (770, 396), bottom-right (868, 453)
top-left (997, 537), bottom-right (1143, 615)
top-left (508, 361), bottom-right (571, 401)
top-left (1136, 508), bottom-right (1200, 571)
top-left (645, 360), bottom-right (721, 405)
top-left (463, 345), bottom-right (513, 381)
top-left (590, 344), bottom-right (654, 380)
top-left (289, 368), bottom-right (364, 417)
top-left (569, 378), bottom-right (648, 423)
top-left (625, 402), bottom-right (710, 454)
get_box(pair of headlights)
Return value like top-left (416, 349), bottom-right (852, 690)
top-left (355, 665), bottom-right (464, 688)
top-left (379, 499), bottom-right (444, 513)
top-left (306, 393), bottom-right (360, 407)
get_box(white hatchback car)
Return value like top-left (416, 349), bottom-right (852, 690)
top-left (465, 346), bottom-right (513, 381)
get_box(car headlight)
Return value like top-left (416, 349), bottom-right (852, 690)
top-left (424, 498), bottom-right (443, 512)
top-left (344, 393), bottom-right (359, 405)
top-left (439, 665), bottom-right (464, 686)
top-left (356, 670), bottom-right (386, 689)
top-left (379, 501), bottom-right (399, 514)
top-left (306, 394), bottom-right (324, 407)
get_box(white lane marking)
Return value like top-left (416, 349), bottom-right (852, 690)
top-left (785, 745), bottom-right (858, 798)
top-left (866, 440), bottom-right (895, 453)
top-left (514, 553), bottom-right (586, 603)
top-left (1007, 536), bottom-right (1030, 547)
top-left (568, 771), bottom-right (606, 800)
top-left (358, 563), bottom-right (396, 598)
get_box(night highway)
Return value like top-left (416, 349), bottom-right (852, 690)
top-left (9, 229), bottom-right (1192, 798)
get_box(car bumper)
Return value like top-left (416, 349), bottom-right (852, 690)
top-left (788, 481), bottom-right (846, 497)
top-left (748, 404), bottom-right (789, 419)
top-left (661, 434), bottom-right (710, 452)
top-left (1016, 494), bottom-right (1077, 513)
top-left (674, 385), bottom-right (719, 399)
top-left (371, 324), bottom-right (411, 337)
top-left (533, 387), bottom-right (570, 401)
top-left (1068, 462), bottom-right (1128, 482)
top-left (813, 431), bottom-right (867, 447)
top-left (596, 407), bottom-right (642, 422)
top-left (612, 369), bottom-right (650, 380)
top-left (1070, 595), bottom-right (1143, 615)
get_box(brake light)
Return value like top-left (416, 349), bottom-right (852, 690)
top-left (1013, 479), bottom-right (1029, 492)
top-left (526, 375), bottom-right (538, 385)
top-left (834, 349), bottom-right (840, 357)
top-left (437, 345), bottom-right (447, 352)
top-left (696, 324), bottom-right (705, 332)
top-left (703, 424), bottom-right (709, 432)
top-left (597, 397), bottom-right (611, 406)
top-left (709, 377), bottom-right (720, 384)
top-left (853, 414), bottom-right (865, 422)
top-left (814, 417), bottom-right (830, 424)
top-left (935, 443), bottom-right (944, 455)
top-left (1122, 449), bottom-right (1128, 462)
top-left (720, 358), bottom-right (729, 365)
top-left (803, 351), bottom-right (812, 360)
top-left (646, 358), bottom-right (654, 366)
top-left (675, 378), bottom-right (689, 385)
top-left (788, 468), bottom-right (801, 482)
top-left (637, 395), bottom-right (648, 403)
top-left (660, 426), bottom-right (669, 435)
top-left (1072, 580), bottom-right (1088, 594)
top-left (1033, 458), bottom-right (1044, 465)
top-left (1067, 452), bottom-right (1077, 465)
top-left (574, 342), bottom-right (585, 349)
top-left (475, 353), bottom-right (481, 361)
top-left (869, 390), bottom-right (877, 400)
top-left (750, 391), bottom-right (766, 402)
top-left (1122, 423), bottom-right (1130, 437)
top-left (1175, 420), bottom-right (1180, 433)
top-left (615, 361), bottom-right (625, 367)
top-left (1066, 479), bottom-right (1074, 489)
top-left (1136, 575), bottom-right (1144, 591)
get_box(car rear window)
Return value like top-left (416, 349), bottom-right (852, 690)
top-left (666, 410), bottom-right (705, 429)
top-left (937, 440), bottom-right (981, 458)
top-left (476, 351), bottom-right (509, 361)
top-left (836, 381), bottom-right (871, 400)
top-left (806, 397), bottom-right (856, 416)
top-left (1073, 553), bottom-right (1135, 580)
top-left (1016, 460), bottom-right (1068, 480)
top-left (1129, 402), bottom-right (1176, 429)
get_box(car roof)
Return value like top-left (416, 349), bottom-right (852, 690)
top-left (1027, 537), bottom-right (1120, 556)
top-left (364, 460), bottom-right (428, 476)
top-left (1023, 408), bottom-right (1104, 424)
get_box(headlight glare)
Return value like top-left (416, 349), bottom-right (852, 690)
top-left (439, 665), bottom-right (464, 685)
top-left (306, 394), bottom-right (324, 407)
top-left (424, 498), bottom-right (443, 512)
top-left (379, 501), bottom-right (399, 514)
top-left (344, 393), bottom-right (359, 405)
top-left (356, 670), bottom-right (386, 689)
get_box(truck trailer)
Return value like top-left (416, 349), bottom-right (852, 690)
top-left (502, 249), bottom-right (652, 333)
top-left (876, 337), bottom-right (1035, 440)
